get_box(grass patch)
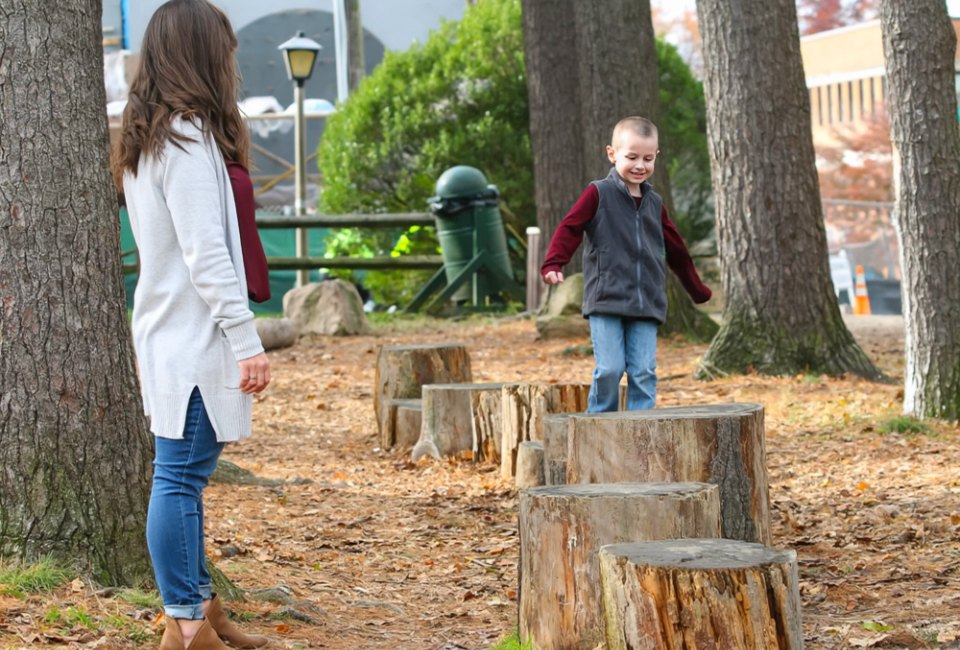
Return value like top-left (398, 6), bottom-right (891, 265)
top-left (64, 607), bottom-right (95, 629)
top-left (878, 416), bottom-right (931, 436)
top-left (116, 588), bottom-right (161, 608)
top-left (0, 557), bottom-right (71, 595)
top-left (489, 631), bottom-right (532, 650)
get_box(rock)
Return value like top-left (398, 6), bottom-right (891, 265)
top-left (283, 279), bottom-right (372, 336)
top-left (255, 317), bottom-right (297, 350)
top-left (535, 273), bottom-right (590, 339)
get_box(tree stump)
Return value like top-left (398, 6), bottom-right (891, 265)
top-left (373, 344), bottom-right (471, 448)
top-left (542, 413), bottom-right (571, 486)
top-left (381, 398), bottom-right (422, 449)
top-left (412, 383), bottom-right (505, 461)
top-left (515, 441), bottom-right (545, 488)
top-left (500, 382), bottom-right (589, 480)
top-left (564, 403), bottom-right (771, 543)
top-left (519, 483), bottom-right (722, 650)
top-left (599, 538), bottom-right (803, 649)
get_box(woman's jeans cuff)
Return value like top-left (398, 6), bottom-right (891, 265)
top-left (199, 584), bottom-right (213, 600)
top-left (163, 603), bottom-right (205, 620)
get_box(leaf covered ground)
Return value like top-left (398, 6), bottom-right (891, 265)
top-left (1, 314), bottom-right (958, 649)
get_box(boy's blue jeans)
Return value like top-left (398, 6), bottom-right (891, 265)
top-left (587, 314), bottom-right (658, 412)
top-left (147, 387), bottom-right (224, 619)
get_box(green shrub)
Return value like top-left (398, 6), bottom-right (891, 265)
top-left (318, 0), bottom-right (712, 304)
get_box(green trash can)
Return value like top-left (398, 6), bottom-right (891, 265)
top-left (429, 166), bottom-right (514, 303)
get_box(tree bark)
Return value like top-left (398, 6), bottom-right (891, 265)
top-left (373, 343), bottom-right (471, 447)
top-left (0, 0), bottom-right (153, 584)
top-left (345, 0), bottom-right (365, 92)
top-left (564, 404), bottom-right (772, 544)
top-left (500, 382), bottom-right (589, 480)
top-left (521, 0), bottom-right (585, 274)
top-left (411, 382), bottom-right (504, 461)
top-left (599, 539), bottom-right (803, 649)
top-left (518, 483), bottom-right (722, 650)
top-left (880, 0), bottom-right (960, 419)
top-left (515, 440), bottom-right (545, 488)
top-left (694, 0), bottom-right (881, 380)
top-left (542, 413), bottom-right (570, 486)
top-left (662, 273), bottom-right (719, 343)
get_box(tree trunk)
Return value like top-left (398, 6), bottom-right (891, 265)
top-left (880, 0), bottom-right (960, 419)
top-left (381, 398), bottom-right (422, 450)
top-left (515, 441), bottom-right (545, 488)
top-left (694, 0), bottom-right (881, 380)
top-left (662, 273), bottom-right (720, 343)
top-left (373, 343), bottom-right (471, 448)
top-left (599, 539), bottom-right (803, 649)
top-left (564, 404), bottom-right (771, 544)
top-left (518, 483), bottom-right (722, 650)
top-left (345, 0), bottom-right (365, 92)
top-left (500, 382), bottom-right (590, 480)
top-left (521, 0), bottom-right (585, 274)
top-left (411, 383), bottom-right (504, 461)
top-left (0, 0), bottom-right (153, 584)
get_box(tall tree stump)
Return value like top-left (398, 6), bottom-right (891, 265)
top-left (519, 483), bottom-right (722, 650)
top-left (599, 539), bottom-right (803, 649)
top-left (542, 413), bottom-right (571, 486)
top-left (374, 344), bottom-right (471, 448)
top-left (381, 399), bottom-right (422, 449)
top-left (515, 441), bottom-right (545, 488)
top-left (564, 403), bottom-right (771, 543)
top-left (500, 382), bottom-right (589, 480)
top-left (412, 383), bottom-right (505, 461)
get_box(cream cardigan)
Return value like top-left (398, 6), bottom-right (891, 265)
top-left (124, 117), bottom-right (263, 441)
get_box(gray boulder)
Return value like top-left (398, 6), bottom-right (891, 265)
top-left (283, 279), bottom-right (372, 336)
top-left (255, 317), bottom-right (297, 351)
top-left (535, 273), bottom-right (590, 339)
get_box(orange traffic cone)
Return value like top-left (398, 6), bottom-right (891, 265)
top-left (853, 264), bottom-right (871, 316)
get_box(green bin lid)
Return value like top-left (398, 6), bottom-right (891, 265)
top-left (434, 165), bottom-right (489, 199)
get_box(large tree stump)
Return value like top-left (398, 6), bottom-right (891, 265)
top-left (515, 441), bottom-right (545, 488)
top-left (519, 483), bottom-right (722, 650)
top-left (542, 413), bottom-right (571, 486)
top-left (412, 383), bottom-right (505, 461)
top-left (500, 382), bottom-right (589, 480)
top-left (373, 344), bottom-right (471, 448)
top-left (381, 399), bottom-right (422, 449)
top-left (564, 403), bottom-right (771, 544)
top-left (599, 539), bottom-right (803, 649)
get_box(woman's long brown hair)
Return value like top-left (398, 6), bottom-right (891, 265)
top-left (112, 0), bottom-right (250, 189)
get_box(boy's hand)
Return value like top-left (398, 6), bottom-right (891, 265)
top-left (544, 270), bottom-right (565, 285)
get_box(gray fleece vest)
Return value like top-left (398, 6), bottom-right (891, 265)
top-left (581, 168), bottom-right (667, 322)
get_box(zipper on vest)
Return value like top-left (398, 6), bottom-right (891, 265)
top-left (635, 198), bottom-right (644, 309)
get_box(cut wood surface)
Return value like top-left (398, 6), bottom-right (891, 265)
top-left (515, 441), bottom-right (545, 488)
top-left (542, 413), bottom-right (571, 486)
top-left (518, 482), bottom-right (722, 650)
top-left (599, 538), bottom-right (803, 649)
top-left (500, 382), bottom-right (589, 480)
top-left (412, 383), bottom-right (505, 462)
top-left (381, 398), bottom-right (422, 450)
top-left (565, 403), bottom-right (771, 543)
top-left (373, 344), bottom-right (471, 448)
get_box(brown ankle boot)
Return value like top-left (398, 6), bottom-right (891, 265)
top-left (206, 595), bottom-right (269, 648)
top-left (159, 617), bottom-right (229, 650)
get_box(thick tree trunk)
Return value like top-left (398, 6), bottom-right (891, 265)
top-left (373, 343), bottom-right (471, 447)
top-left (694, 0), bottom-right (880, 380)
top-left (599, 539), bottom-right (803, 649)
top-left (0, 0), bottom-right (153, 584)
top-left (521, 0), bottom-right (585, 274)
top-left (518, 483), bottom-right (722, 650)
top-left (411, 383), bottom-right (504, 461)
top-left (880, 0), bottom-right (960, 419)
top-left (564, 404), bottom-right (771, 544)
top-left (500, 382), bottom-right (589, 480)
top-left (662, 272), bottom-right (719, 343)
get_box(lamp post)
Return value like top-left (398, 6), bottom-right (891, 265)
top-left (278, 32), bottom-right (322, 287)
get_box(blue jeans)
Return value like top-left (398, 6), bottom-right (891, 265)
top-left (588, 314), bottom-right (658, 412)
top-left (147, 387), bottom-right (224, 619)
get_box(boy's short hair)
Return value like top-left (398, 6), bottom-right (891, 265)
top-left (611, 116), bottom-right (658, 143)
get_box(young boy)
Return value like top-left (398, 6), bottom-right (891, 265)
top-left (541, 116), bottom-right (712, 412)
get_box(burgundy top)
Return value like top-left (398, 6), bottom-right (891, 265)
top-left (541, 184), bottom-right (712, 303)
top-left (225, 160), bottom-right (271, 303)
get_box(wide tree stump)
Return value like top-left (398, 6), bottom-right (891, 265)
top-left (542, 413), bottom-right (571, 486)
top-left (412, 383), bottom-right (505, 461)
top-left (373, 344), bottom-right (471, 448)
top-left (519, 483), bottom-right (722, 650)
top-left (515, 441), bottom-right (545, 488)
top-left (500, 382), bottom-right (589, 480)
top-left (381, 398), bottom-right (422, 449)
top-left (565, 403), bottom-right (771, 543)
top-left (599, 539), bottom-right (803, 649)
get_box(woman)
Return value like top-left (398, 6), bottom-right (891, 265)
top-left (113, 1), bottom-right (271, 648)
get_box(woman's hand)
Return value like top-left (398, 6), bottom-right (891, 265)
top-left (238, 353), bottom-right (271, 394)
